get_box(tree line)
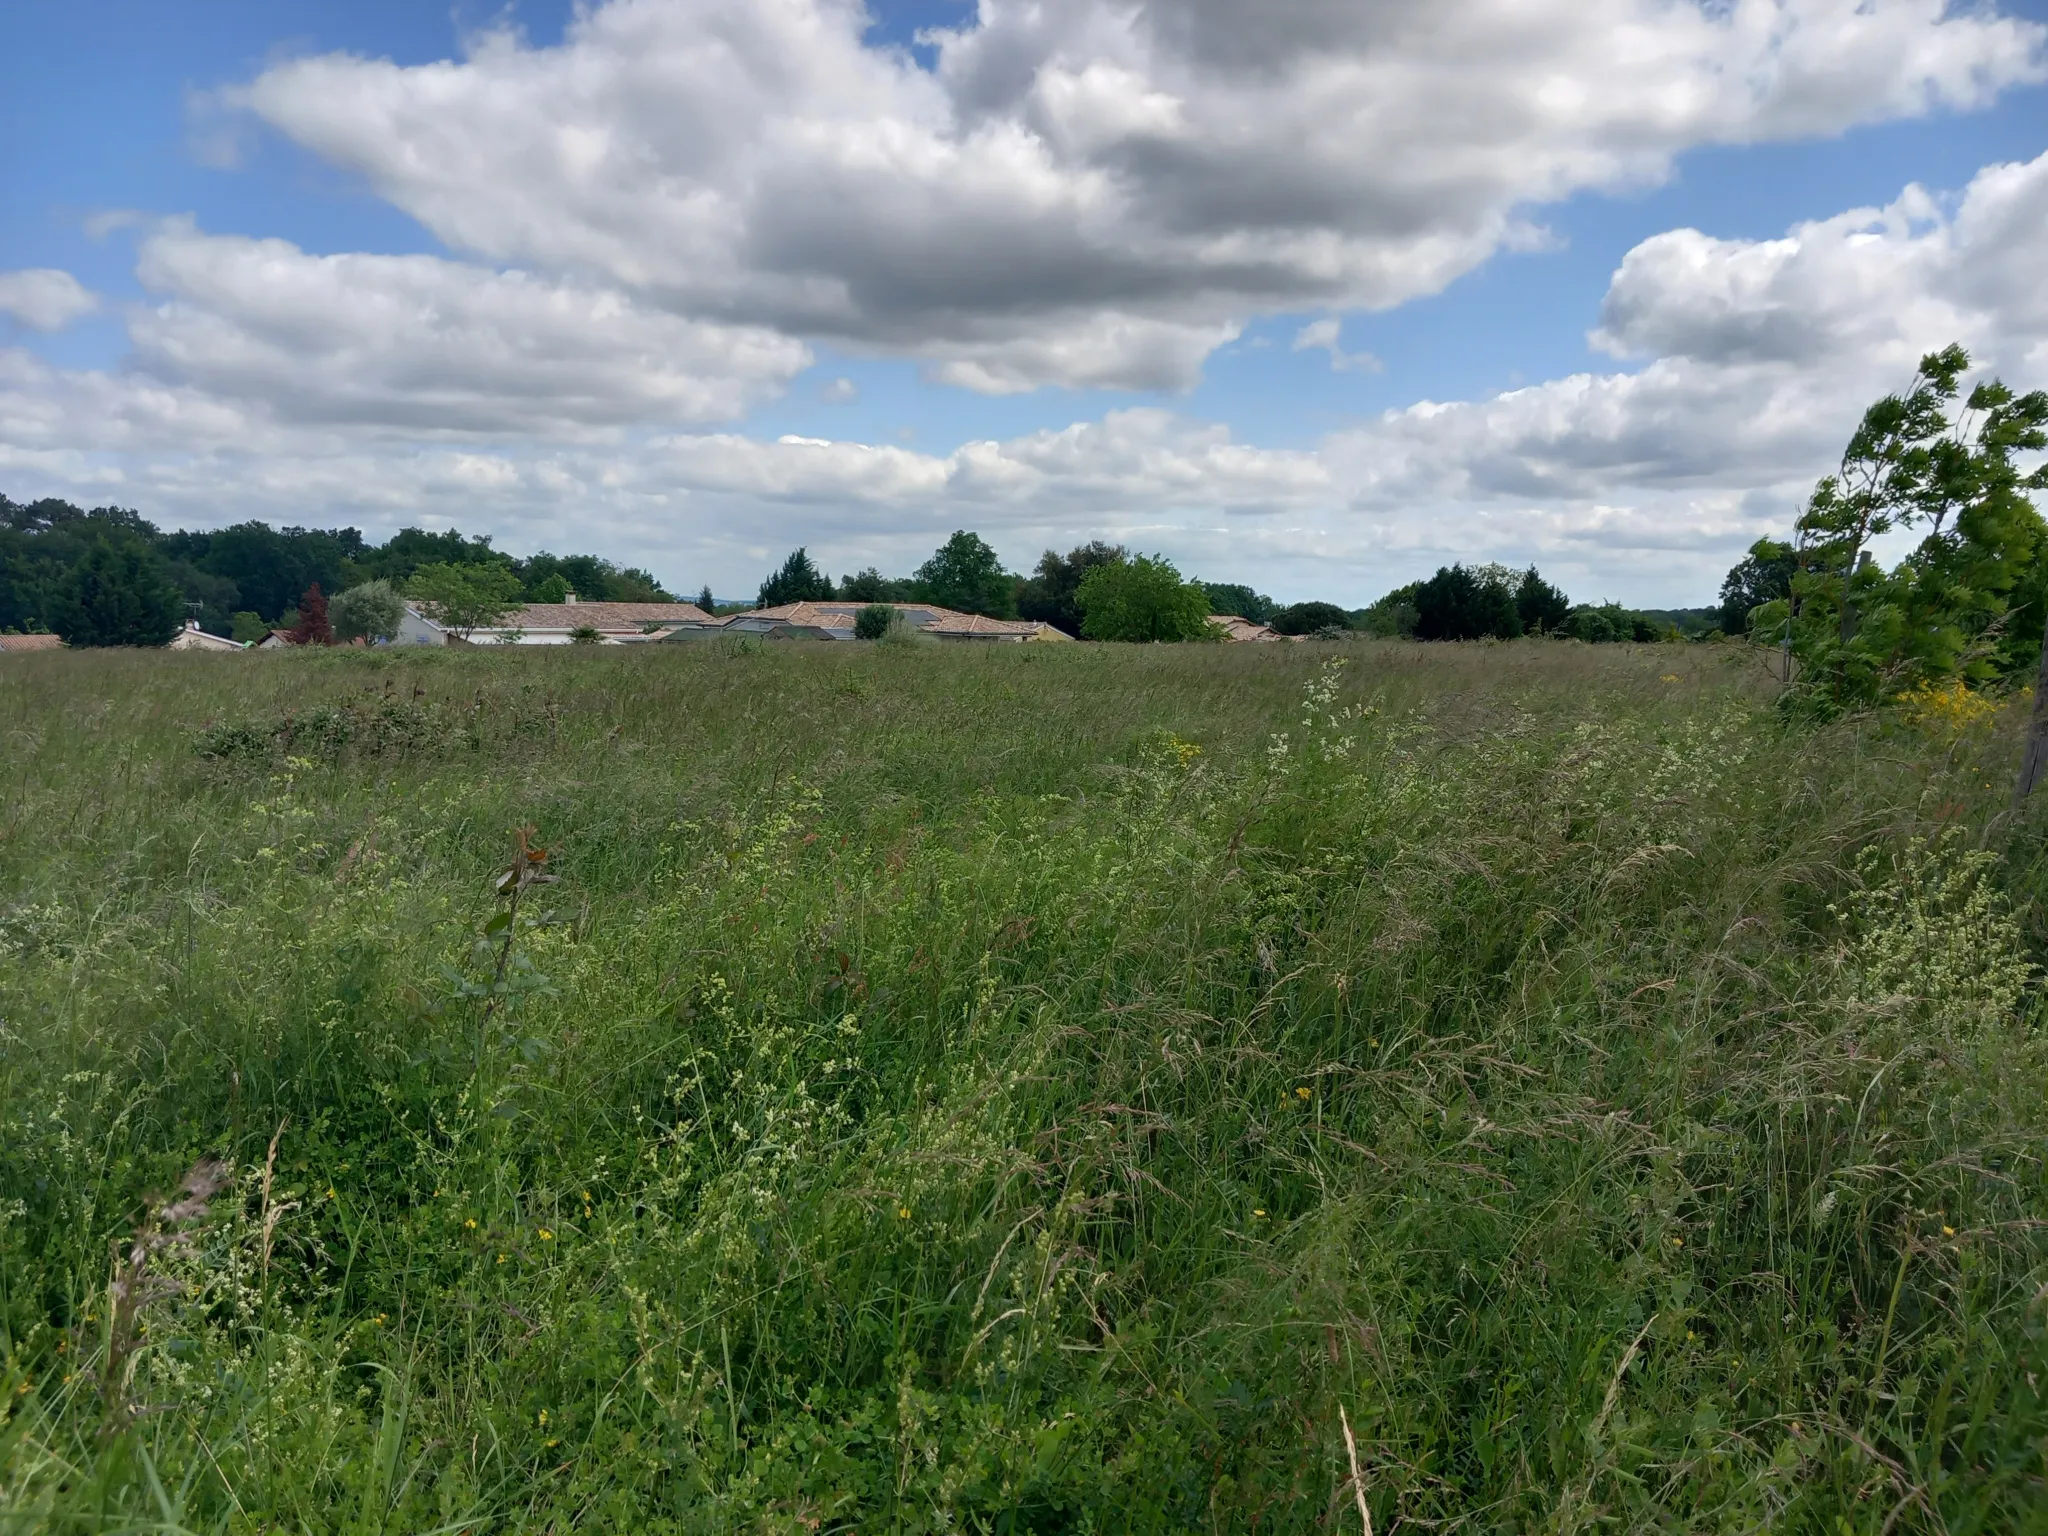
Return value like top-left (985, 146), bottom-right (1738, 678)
top-left (0, 500), bottom-right (675, 647)
top-left (755, 530), bottom-right (1693, 645)
top-left (11, 341), bottom-right (2041, 687)
top-left (4, 490), bottom-right (1706, 651)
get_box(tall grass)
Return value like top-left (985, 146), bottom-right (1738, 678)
top-left (1, 639), bottom-right (2045, 1532)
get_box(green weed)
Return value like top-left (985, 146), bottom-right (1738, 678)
top-left (0, 640), bottom-right (2044, 1532)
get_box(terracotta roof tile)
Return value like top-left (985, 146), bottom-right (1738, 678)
top-left (721, 602), bottom-right (1064, 639)
top-left (491, 601), bottom-right (711, 631)
top-left (0, 633), bottom-right (63, 652)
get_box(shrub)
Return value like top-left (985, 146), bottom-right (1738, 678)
top-left (854, 603), bottom-right (896, 640)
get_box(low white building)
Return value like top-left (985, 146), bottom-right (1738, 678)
top-left (167, 621), bottom-right (246, 652)
top-left (681, 601), bottom-right (1069, 643)
top-left (393, 597), bottom-right (715, 646)
top-left (393, 606), bottom-right (454, 647)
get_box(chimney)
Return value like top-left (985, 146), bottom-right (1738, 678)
top-left (564, 592), bottom-right (578, 605)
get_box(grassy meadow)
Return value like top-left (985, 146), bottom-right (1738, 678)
top-left (2, 636), bottom-right (2046, 1533)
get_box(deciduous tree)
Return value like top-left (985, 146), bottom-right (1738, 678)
top-left (1750, 346), bottom-right (2048, 713)
top-left (1200, 582), bottom-right (1274, 623)
top-left (1018, 542), bottom-right (1124, 636)
top-left (1077, 555), bottom-right (1212, 642)
top-left (1717, 539), bottom-right (1797, 635)
top-left (915, 531), bottom-right (1016, 618)
top-left (409, 562), bottom-right (525, 639)
top-left (329, 579), bottom-right (404, 644)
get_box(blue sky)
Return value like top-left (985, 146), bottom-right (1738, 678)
top-left (4, 0), bottom-right (2046, 604)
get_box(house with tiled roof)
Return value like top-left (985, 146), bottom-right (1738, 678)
top-left (394, 595), bottom-right (714, 646)
top-left (679, 601), bottom-right (1069, 643)
top-left (0, 632), bottom-right (64, 653)
top-left (1210, 615), bottom-right (1286, 642)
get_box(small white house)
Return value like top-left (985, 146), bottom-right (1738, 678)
top-left (167, 621), bottom-right (246, 652)
top-left (394, 605), bottom-right (454, 646)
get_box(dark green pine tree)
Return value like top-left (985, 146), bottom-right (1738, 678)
top-left (1514, 567), bottom-right (1571, 634)
top-left (46, 540), bottom-right (182, 647)
top-left (1413, 564), bottom-right (1523, 641)
top-left (758, 548), bottom-right (836, 608)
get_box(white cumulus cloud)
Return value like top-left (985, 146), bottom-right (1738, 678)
top-left (1292, 318), bottom-right (1382, 374)
top-left (126, 222), bottom-right (811, 433)
top-left (229, 0), bottom-right (2044, 391)
top-left (1346, 147), bottom-right (2048, 517)
top-left (0, 270), bottom-right (98, 332)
